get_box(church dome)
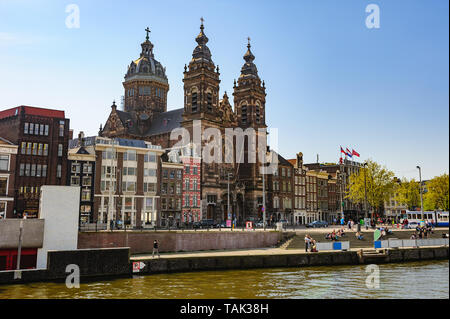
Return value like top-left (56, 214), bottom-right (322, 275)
top-left (124, 28), bottom-right (168, 84)
top-left (239, 38), bottom-right (259, 80)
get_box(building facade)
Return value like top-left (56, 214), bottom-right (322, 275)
top-left (0, 106), bottom-right (70, 218)
top-left (68, 132), bottom-right (96, 223)
top-left (160, 150), bottom-right (183, 227)
top-left (0, 138), bottom-right (18, 218)
top-left (100, 23), bottom-right (270, 224)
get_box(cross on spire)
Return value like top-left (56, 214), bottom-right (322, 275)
top-left (145, 27), bottom-right (151, 40)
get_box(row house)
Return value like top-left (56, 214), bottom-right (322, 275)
top-left (288, 153), bottom-right (307, 225)
top-left (67, 132), bottom-right (96, 223)
top-left (0, 106), bottom-right (70, 218)
top-left (180, 143), bottom-right (201, 224)
top-left (305, 170), bottom-right (318, 223)
top-left (0, 138), bottom-right (18, 218)
top-left (160, 150), bottom-right (183, 227)
top-left (267, 153), bottom-right (294, 225)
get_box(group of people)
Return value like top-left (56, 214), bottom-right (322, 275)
top-left (410, 225), bottom-right (434, 239)
top-left (325, 228), bottom-right (345, 241)
top-left (304, 234), bottom-right (318, 252)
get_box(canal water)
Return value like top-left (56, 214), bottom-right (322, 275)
top-left (0, 260), bottom-right (448, 299)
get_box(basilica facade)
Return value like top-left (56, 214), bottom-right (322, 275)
top-left (100, 22), bottom-right (269, 224)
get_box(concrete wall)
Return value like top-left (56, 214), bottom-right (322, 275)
top-left (37, 186), bottom-right (80, 269)
top-left (0, 219), bottom-right (44, 249)
top-left (78, 231), bottom-right (286, 254)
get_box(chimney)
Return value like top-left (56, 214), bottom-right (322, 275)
top-left (77, 131), bottom-right (85, 147)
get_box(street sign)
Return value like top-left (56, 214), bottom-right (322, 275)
top-left (132, 261), bottom-right (146, 273)
top-left (246, 221), bottom-right (253, 230)
top-left (226, 219), bottom-right (232, 227)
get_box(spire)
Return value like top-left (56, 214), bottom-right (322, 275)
top-left (239, 36), bottom-right (259, 79)
top-left (191, 17), bottom-right (213, 63)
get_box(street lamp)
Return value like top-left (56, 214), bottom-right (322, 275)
top-left (363, 162), bottom-right (368, 230)
top-left (417, 166), bottom-right (424, 221)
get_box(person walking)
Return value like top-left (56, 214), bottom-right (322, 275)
top-left (152, 239), bottom-right (160, 258)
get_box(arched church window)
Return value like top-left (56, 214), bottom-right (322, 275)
top-left (207, 92), bottom-right (213, 112)
top-left (192, 92), bottom-right (198, 112)
top-left (241, 102), bottom-right (247, 125)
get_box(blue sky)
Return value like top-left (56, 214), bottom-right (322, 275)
top-left (0, 0), bottom-right (448, 180)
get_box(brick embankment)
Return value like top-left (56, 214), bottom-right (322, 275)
top-left (286, 228), bottom-right (449, 250)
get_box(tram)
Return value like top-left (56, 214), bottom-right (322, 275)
top-left (401, 211), bottom-right (449, 227)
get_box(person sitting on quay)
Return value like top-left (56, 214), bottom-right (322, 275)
top-left (355, 231), bottom-right (364, 240)
top-left (305, 234), bottom-right (312, 252)
top-left (410, 233), bottom-right (417, 240)
top-left (310, 239), bottom-right (318, 252)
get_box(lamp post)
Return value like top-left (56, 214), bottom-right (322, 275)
top-left (363, 162), bottom-right (368, 230)
top-left (227, 172), bottom-right (231, 225)
top-left (417, 166), bottom-right (424, 221)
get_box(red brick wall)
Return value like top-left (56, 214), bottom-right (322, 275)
top-left (77, 231), bottom-right (282, 254)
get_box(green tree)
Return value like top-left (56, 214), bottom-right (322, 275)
top-left (346, 159), bottom-right (395, 215)
top-left (424, 174), bottom-right (449, 211)
top-left (393, 178), bottom-right (420, 210)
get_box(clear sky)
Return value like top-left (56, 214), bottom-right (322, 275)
top-left (0, 0), bottom-right (448, 180)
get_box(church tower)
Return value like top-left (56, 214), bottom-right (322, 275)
top-left (123, 28), bottom-right (169, 121)
top-left (233, 38), bottom-right (266, 129)
top-left (233, 38), bottom-right (268, 220)
top-left (182, 19), bottom-right (221, 123)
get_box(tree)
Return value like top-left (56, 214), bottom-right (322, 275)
top-left (394, 178), bottom-right (420, 211)
top-left (346, 159), bottom-right (395, 215)
top-left (424, 174), bottom-right (449, 211)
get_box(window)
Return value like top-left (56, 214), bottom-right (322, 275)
top-left (72, 163), bottom-right (80, 173)
top-left (193, 179), bottom-right (198, 190)
top-left (184, 194), bottom-right (190, 207)
top-left (176, 170), bottom-right (182, 179)
top-left (176, 183), bottom-right (181, 194)
top-left (241, 103), bottom-right (247, 124)
top-left (0, 177), bottom-right (7, 195)
top-left (163, 169), bottom-right (168, 179)
top-left (71, 176), bottom-right (80, 186)
top-left (145, 198), bottom-right (153, 209)
top-left (169, 170), bottom-right (175, 179)
top-left (43, 144), bottom-right (48, 156)
top-left (207, 92), bottom-right (213, 111)
top-left (191, 92), bottom-right (198, 112)
top-left (161, 183), bottom-right (167, 194)
top-left (58, 144), bottom-right (63, 157)
top-left (83, 164), bottom-right (92, 174)
top-left (32, 143), bottom-right (37, 155)
top-left (44, 125), bottom-right (49, 136)
top-left (193, 167), bottom-right (198, 175)
top-left (143, 183), bottom-right (156, 193)
top-left (38, 144), bottom-right (43, 156)
top-left (25, 164), bottom-right (30, 176)
top-left (59, 122), bottom-right (65, 137)
top-left (57, 164), bottom-right (62, 178)
top-left (24, 123), bottom-right (29, 134)
top-left (39, 124), bottom-right (44, 135)
top-left (26, 143), bottom-right (32, 155)
top-left (193, 194), bottom-right (198, 207)
top-left (122, 182), bottom-right (136, 192)
top-left (42, 165), bottom-right (47, 177)
top-left (144, 168), bottom-right (156, 177)
top-left (21, 142), bottom-right (26, 155)
top-left (0, 155), bottom-right (9, 170)
top-left (123, 150), bottom-right (136, 161)
top-left (19, 163), bottom-right (25, 176)
top-left (184, 179), bottom-right (190, 190)
top-left (82, 177), bottom-right (91, 186)
top-left (31, 164), bottom-right (36, 176)
top-left (29, 123), bottom-right (34, 135)
top-left (144, 152), bottom-right (156, 162)
top-left (185, 166), bottom-right (190, 174)
top-left (34, 124), bottom-right (39, 135)
top-left (81, 189), bottom-right (91, 201)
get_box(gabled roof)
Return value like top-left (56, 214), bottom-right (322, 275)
top-left (0, 137), bottom-right (15, 145)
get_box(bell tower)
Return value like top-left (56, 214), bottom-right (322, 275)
top-left (182, 18), bottom-right (221, 123)
top-left (233, 38), bottom-right (266, 130)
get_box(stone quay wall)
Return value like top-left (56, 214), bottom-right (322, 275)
top-left (77, 231), bottom-right (290, 254)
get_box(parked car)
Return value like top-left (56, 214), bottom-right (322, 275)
top-left (306, 220), bottom-right (329, 228)
top-left (254, 221), bottom-right (264, 228)
top-left (193, 219), bottom-right (216, 229)
top-left (216, 221), bottom-right (230, 228)
top-left (406, 222), bottom-right (420, 229)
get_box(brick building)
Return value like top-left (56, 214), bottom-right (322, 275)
top-left (160, 150), bottom-right (183, 227)
top-left (267, 153), bottom-right (294, 225)
top-left (0, 138), bottom-right (18, 218)
top-left (68, 132), bottom-right (96, 223)
top-left (288, 153), bottom-right (307, 225)
top-left (180, 143), bottom-right (201, 224)
top-left (0, 105), bottom-right (70, 218)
